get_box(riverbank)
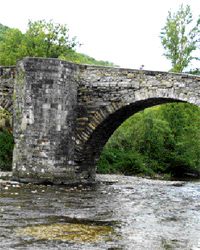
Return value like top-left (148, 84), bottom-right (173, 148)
top-left (1, 171), bottom-right (199, 186)
top-left (0, 171), bottom-right (192, 185)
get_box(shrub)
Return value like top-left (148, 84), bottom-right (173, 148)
top-left (0, 129), bottom-right (14, 171)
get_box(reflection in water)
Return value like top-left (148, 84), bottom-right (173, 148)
top-left (0, 174), bottom-right (200, 249)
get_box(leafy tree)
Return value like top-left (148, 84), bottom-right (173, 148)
top-left (0, 23), bottom-right (9, 42)
top-left (59, 50), bottom-right (117, 67)
top-left (98, 103), bottom-right (200, 179)
top-left (0, 109), bottom-right (13, 171)
top-left (0, 128), bottom-right (14, 171)
top-left (0, 28), bottom-right (26, 66)
top-left (189, 68), bottom-right (200, 75)
top-left (160, 103), bottom-right (200, 177)
top-left (160, 5), bottom-right (200, 72)
top-left (24, 20), bottom-right (78, 58)
top-left (0, 20), bottom-right (78, 66)
top-left (0, 20), bottom-right (115, 67)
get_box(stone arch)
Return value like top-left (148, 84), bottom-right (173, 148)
top-left (74, 68), bottom-right (200, 181)
top-left (74, 96), bottom-right (194, 178)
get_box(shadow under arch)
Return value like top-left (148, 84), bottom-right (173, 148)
top-left (77, 97), bottom-right (186, 175)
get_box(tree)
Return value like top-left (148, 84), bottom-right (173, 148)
top-left (0, 23), bottom-right (9, 42)
top-left (60, 50), bottom-right (117, 67)
top-left (97, 103), bottom-right (200, 178)
top-left (0, 109), bottom-right (13, 171)
top-left (189, 68), bottom-right (200, 75)
top-left (0, 20), bottom-right (115, 67)
top-left (0, 20), bottom-right (79, 66)
top-left (24, 20), bottom-right (78, 58)
top-left (0, 128), bottom-right (14, 171)
top-left (0, 28), bottom-right (26, 65)
top-left (160, 5), bottom-right (200, 72)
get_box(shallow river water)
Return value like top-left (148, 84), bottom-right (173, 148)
top-left (0, 174), bottom-right (200, 250)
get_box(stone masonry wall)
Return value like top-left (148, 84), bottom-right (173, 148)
top-left (12, 58), bottom-right (82, 184)
top-left (75, 65), bottom-right (200, 176)
top-left (0, 66), bottom-right (15, 112)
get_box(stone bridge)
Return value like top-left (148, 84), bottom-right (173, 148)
top-left (0, 58), bottom-right (200, 184)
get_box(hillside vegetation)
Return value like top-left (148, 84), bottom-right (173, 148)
top-left (0, 21), bottom-right (116, 67)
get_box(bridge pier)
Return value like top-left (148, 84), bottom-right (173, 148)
top-left (12, 58), bottom-right (94, 184)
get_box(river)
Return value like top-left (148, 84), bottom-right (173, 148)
top-left (0, 174), bottom-right (200, 250)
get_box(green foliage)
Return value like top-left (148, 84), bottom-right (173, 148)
top-left (0, 23), bottom-right (9, 42)
top-left (188, 68), bottom-right (200, 75)
top-left (0, 20), bottom-right (78, 66)
top-left (60, 51), bottom-right (116, 67)
top-left (160, 5), bottom-right (200, 72)
top-left (24, 20), bottom-right (78, 58)
top-left (0, 129), bottom-right (14, 171)
top-left (0, 20), bottom-right (115, 67)
top-left (98, 148), bottom-right (150, 176)
top-left (97, 103), bottom-right (200, 179)
top-left (0, 109), bottom-right (13, 171)
top-left (159, 103), bottom-right (200, 177)
top-left (0, 28), bottom-right (26, 66)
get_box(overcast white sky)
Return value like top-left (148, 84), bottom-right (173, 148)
top-left (0, 0), bottom-right (199, 71)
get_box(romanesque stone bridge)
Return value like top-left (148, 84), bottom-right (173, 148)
top-left (1, 58), bottom-right (200, 184)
